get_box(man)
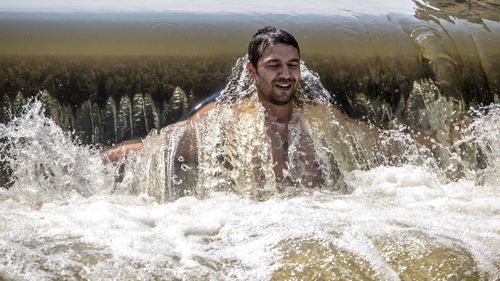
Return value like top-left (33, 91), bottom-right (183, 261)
top-left (103, 26), bottom-right (433, 199)
top-left (241, 26), bottom-right (322, 189)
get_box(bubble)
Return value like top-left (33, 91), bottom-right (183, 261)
top-left (172, 175), bottom-right (183, 185)
top-left (181, 163), bottom-right (191, 171)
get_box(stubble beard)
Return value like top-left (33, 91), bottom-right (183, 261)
top-left (265, 78), bottom-right (298, 105)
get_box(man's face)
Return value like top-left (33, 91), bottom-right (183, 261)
top-left (248, 43), bottom-right (300, 105)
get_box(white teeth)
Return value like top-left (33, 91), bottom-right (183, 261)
top-left (276, 83), bottom-right (291, 88)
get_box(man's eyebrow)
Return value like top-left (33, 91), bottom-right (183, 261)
top-left (265, 59), bottom-right (281, 64)
top-left (265, 58), bottom-right (300, 64)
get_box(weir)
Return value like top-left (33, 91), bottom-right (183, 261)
top-left (0, 1), bottom-right (499, 280)
top-left (0, 0), bottom-right (499, 144)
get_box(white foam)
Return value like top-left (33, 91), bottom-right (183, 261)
top-left (0, 99), bottom-right (499, 280)
top-left (1, 164), bottom-right (499, 279)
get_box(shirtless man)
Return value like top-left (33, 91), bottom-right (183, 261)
top-left (243, 26), bottom-right (323, 188)
top-left (103, 26), bottom-right (465, 198)
top-left (103, 27), bottom-right (337, 194)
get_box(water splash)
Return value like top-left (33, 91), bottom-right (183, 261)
top-left (0, 98), bottom-right (114, 205)
top-left (458, 104), bottom-right (500, 186)
top-left (0, 71), bottom-right (499, 280)
top-left (1, 60), bottom-right (498, 204)
top-left (105, 58), bottom-right (500, 202)
top-left (218, 55), bottom-right (332, 104)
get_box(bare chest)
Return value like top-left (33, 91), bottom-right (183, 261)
top-left (266, 121), bottom-right (322, 188)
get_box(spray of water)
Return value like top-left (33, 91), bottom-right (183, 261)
top-left (218, 55), bottom-right (332, 104)
top-left (0, 99), bottom-right (115, 205)
top-left (458, 104), bottom-right (500, 186)
top-left (1, 60), bottom-right (498, 203)
top-left (43, 58), bottom-right (496, 203)
top-left (0, 60), bottom-right (499, 280)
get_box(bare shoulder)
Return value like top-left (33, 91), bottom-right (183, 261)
top-left (304, 100), bottom-right (344, 120)
top-left (189, 102), bottom-right (216, 121)
top-left (162, 119), bottom-right (190, 131)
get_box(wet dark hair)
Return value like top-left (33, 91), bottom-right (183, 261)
top-left (248, 26), bottom-right (300, 70)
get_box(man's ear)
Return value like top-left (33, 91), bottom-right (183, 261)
top-left (246, 61), bottom-right (256, 80)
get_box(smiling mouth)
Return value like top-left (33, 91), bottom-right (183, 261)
top-left (274, 81), bottom-right (294, 90)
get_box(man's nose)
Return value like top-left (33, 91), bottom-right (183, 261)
top-left (278, 65), bottom-right (292, 78)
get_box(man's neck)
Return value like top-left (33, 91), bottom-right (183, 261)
top-left (257, 94), bottom-right (294, 124)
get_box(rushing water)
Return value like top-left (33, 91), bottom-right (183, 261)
top-left (0, 57), bottom-right (499, 280)
top-left (2, 0), bottom-right (499, 148)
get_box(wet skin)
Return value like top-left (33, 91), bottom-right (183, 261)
top-left (102, 39), bottom-right (472, 190)
top-left (102, 43), bottom-right (322, 187)
top-left (246, 43), bottom-right (320, 187)
top-left (247, 43), bottom-right (301, 108)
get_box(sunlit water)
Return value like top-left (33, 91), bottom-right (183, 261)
top-left (0, 64), bottom-right (499, 280)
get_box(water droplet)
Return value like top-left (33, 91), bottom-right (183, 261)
top-left (172, 175), bottom-right (183, 185)
top-left (181, 163), bottom-right (190, 171)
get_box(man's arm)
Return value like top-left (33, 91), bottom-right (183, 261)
top-left (101, 139), bottom-right (144, 163)
top-left (101, 101), bottom-right (216, 163)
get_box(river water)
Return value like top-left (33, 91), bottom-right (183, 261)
top-left (0, 67), bottom-right (499, 280)
top-left (0, 1), bottom-right (499, 279)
